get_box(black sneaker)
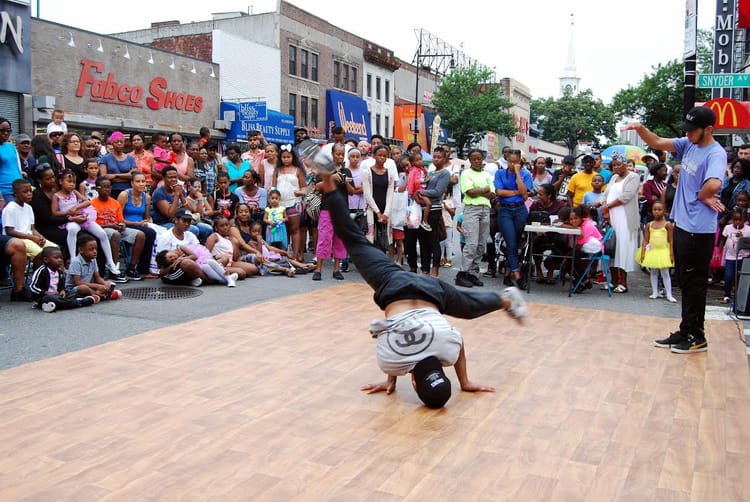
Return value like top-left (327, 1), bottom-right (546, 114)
top-left (126, 267), bottom-right (144, 281)
top-left (482, 270), bottom-right (496, 278)
top-left (503, 275), bottom-right (513, 286)
top-left (468, 274), bottom-right (484, 287)
top-left (332, 271), bottom-right (345, 280)
top-left (670, 334), bottom-right (708, 354)
top-left (109, 271), bottom-right (129, 284)
top-left (341, 261), bottom-right (349, 273)
top-left (654, 331), bottom-right (685, 348)
top-left (312, 271), bottom-right (322, 281)
top-left (455, 271), bottom-right (474, 288)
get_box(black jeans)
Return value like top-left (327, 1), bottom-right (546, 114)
top-left (674, 226), bottom-right (714, 337)
top-left (325, 189), bottom-right (503, 318)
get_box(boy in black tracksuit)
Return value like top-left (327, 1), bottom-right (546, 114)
top-left (29, 247), bottom-right (98, 312)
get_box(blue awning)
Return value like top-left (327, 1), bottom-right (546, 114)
top-left (325, 90), bottom-right (371, 142)
top-left (220, 102), bottom-right (295, 145)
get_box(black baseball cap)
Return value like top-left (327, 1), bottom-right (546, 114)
top-left (413, 356), bottom-right (452, 409)
top-left (680, 106), bottom-right (716, 131)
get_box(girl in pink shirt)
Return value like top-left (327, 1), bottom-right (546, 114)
top-left (567, 205), bottom-right (603, 292)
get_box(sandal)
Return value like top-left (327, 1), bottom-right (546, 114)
top-left (613, 284), bottom-right (628, 293)
top-left (545, 277), bottom-right (556, 285)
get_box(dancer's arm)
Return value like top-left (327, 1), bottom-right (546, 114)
top-left (360, 375), bottom-right (397, 394)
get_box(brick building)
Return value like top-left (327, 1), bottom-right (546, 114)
top-left (113, 1), bottom-right (397, 144)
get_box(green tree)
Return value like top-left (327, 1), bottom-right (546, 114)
top-left (611, 29), bottom-right (712, 137)
top-left (432, 65), bottom-right (515, 157)
top-left (530, 89), bottom-right (617, 154)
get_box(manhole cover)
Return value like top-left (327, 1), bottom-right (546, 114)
top-left (122, 286), bottom-right (203, 301)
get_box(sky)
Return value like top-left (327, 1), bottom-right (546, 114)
top-left (34, 0), bottom-right (717, 103)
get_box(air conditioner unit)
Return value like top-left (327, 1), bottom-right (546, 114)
top-left (214, 120), bottom-right (230, 130)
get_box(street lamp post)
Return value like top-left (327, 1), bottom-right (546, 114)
top-left (412, 29), bottom-right (454, 144)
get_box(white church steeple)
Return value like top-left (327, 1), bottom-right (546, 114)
top-left (559, 13), bottom-right (581, 96)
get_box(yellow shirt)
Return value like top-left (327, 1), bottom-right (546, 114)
top-left (459, 168), bottom-right (494, 207)
top-left (567, 171), bottom-right (599, 207)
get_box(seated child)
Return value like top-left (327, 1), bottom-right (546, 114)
top-left (186, 177), bottom-right (214, 224)
top-left (566, 204), bottom-right (603, 292)
top-left (211, 172), bottom-right (240, 220)
top-left (246, 221), bottom-right (315, 277)
top-left (90, 177), bottom-right (147, 281)
top-left (52, 169), bottom-right (124, 281)
top-left (205, 216), bottom-right (259, 279)
top-left (156, 243), bottom-right (239, 287)
top-left (2, 178), bottom-right (58, 268)
top-left (64, 234), bottom-right (122, 300)
top-left (406, 152), bottom-right (432, 231)
top-left (29, 247), bottom-right (99, 312)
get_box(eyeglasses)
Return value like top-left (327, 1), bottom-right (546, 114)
top-left (50, 132), bottom-right (63, 137)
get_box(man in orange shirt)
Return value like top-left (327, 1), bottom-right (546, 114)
top-left (90, 177), bottom-right (147, 281)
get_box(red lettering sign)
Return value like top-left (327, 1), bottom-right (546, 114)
top-left (76, 59), bottom-right (203, 113)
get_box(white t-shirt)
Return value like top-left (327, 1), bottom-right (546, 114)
top-left (155, 229), bottom-right (199, 253)
top-left (483, 162), bottom-right (499, 179)
top-left (370, 308), bottom-right (462, 376)
top-left (2, 200), bottom-right (34, 235)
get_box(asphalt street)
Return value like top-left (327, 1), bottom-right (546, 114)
top-left (1, 258), bottom-right (720, 371)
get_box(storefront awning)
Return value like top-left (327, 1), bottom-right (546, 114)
top-left (221, 102), bottom-right (294, 145)
top-left (325, 90), bottom-right (370, 142)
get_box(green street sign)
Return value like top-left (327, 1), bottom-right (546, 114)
top-left (697, 73), bottom-right (750, 88)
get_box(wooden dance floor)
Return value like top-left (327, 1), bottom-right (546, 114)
top-left (0, 283), bottom-right (749, 500)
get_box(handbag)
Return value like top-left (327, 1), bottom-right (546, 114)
top-left (304, 184), bottom-right (321, 221)
top-left (437, 218), bottom-right (447, 241)
top-left (601, 222), bottom-right (616, 258)
top-left (374, 222), bottom-right (389, 252)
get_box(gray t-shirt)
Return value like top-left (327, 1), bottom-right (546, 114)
top-left (370, 308), bottom-right (462, 376)
top-left (65, 254), bottom-right (98, 289)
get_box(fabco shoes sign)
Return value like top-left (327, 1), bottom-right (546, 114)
top-left (75, 59), bottom-right (204, 113)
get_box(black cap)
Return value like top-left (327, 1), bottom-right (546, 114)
top-left (680, 106), bottom-right (716, 131)
top-left (582, 153), bottom-right (595, 162)
top-left (413, 356), bottom-right (452, 409)
top-left (562, 155), bottom-right (575, 165)
top-left (174, 208), bottom-right (193, 220)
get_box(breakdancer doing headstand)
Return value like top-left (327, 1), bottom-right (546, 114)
top-left (313, 158), bottom-right (528, 409)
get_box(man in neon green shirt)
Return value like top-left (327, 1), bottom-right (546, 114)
top-left (456, 149), bottom-right (495, 288)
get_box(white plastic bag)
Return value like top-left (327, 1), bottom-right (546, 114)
top-left (405, 201), bottom-right (422, 229)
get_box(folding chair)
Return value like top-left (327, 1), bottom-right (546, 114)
top-left (572, 226), bottom-right (615, 297)
top-left (732, 237), bottom-right (750, 316)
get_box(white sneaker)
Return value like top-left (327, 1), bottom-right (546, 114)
top-left (648, 293), bottom-right (659, 299)
top-left (190, 277), bottom-right (203, 287)
top-left (226, 272), bottom-right (238, 287)
top-left (501, 286), bottom-right (528, 325)
top-left (667, 296), bottom-right (677, 303)
top-left (41, 301), bottom-right (56, 313)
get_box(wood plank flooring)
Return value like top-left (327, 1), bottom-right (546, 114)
top-left (0, 283), bottom-right (749, 500)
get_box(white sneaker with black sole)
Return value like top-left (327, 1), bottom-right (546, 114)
top-left (41, 301), bottom-right (57, 313)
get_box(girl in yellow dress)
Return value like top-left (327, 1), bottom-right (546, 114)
top-left (636, 201), bottom-right (676, 302)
